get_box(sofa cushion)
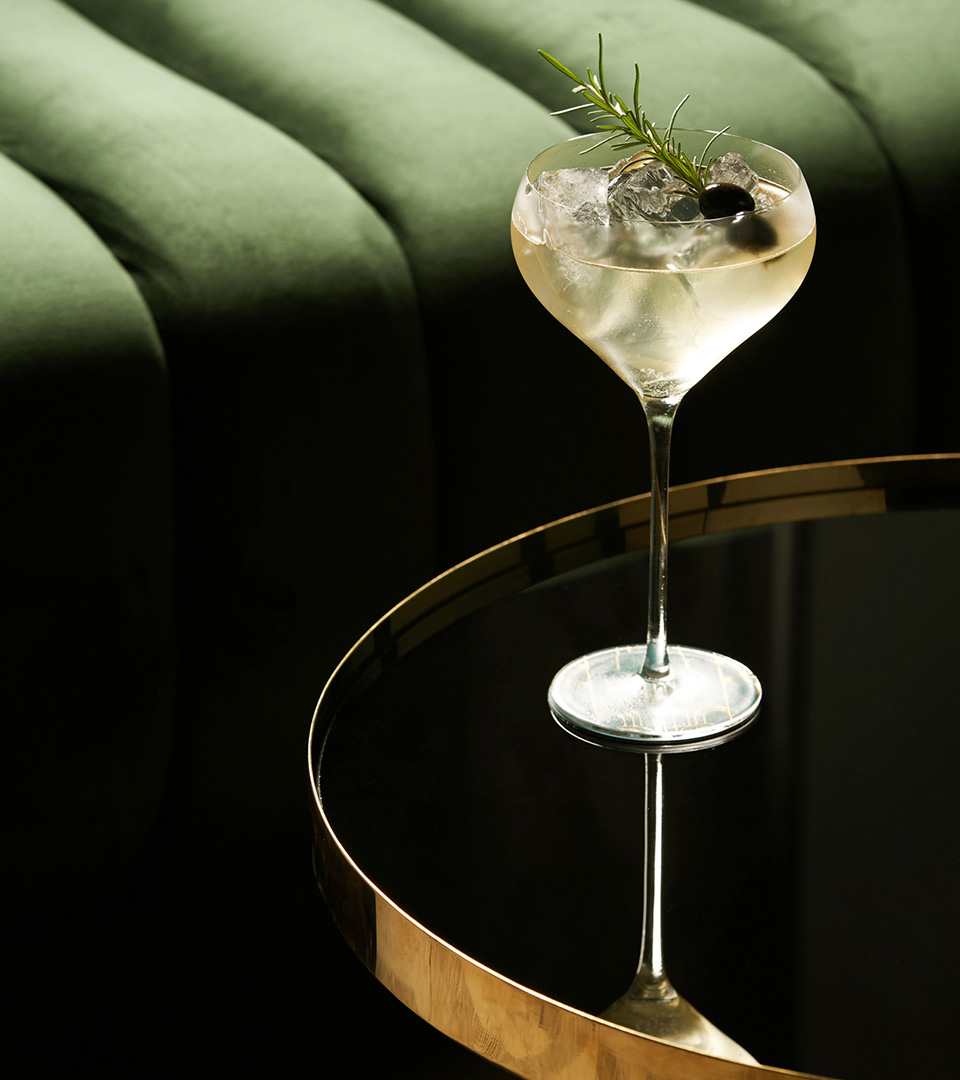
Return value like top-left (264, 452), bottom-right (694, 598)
top-left (692, 0), bottom-right (960, 444)
top-left (0, 148), bottom-right (173, 923)
top-left (0, 0), bottom-right (436, 889)
top-left (65, 0), bottom-right (604, 562)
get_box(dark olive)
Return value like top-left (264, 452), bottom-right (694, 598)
top-left (698, 182), bottom-right (755, 219)
top-left (728, 212), bottom-right (778, 252)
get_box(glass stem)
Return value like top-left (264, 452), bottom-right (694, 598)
top-left (641, 397), bottom-right (679, 680)
top-left (635, 752), bottom-right (676, 999)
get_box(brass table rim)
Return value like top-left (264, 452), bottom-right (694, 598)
top-left (308, 454), bottom-right (960, 1080)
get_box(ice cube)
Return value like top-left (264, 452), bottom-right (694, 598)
top-left (607, 160), bottom-right (700, 223)
top-left (535, 167), bottom-right (614, 262)
top-left (537, 167), bottom-right (610, 224)
top-left (705, 152), bottom-right (760, 195)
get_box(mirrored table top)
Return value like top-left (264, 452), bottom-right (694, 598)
top-left (310, 456), bottom-right (960, 1080)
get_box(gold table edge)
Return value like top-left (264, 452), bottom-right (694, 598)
top-left (308, 454), bottom-right (960, 1079)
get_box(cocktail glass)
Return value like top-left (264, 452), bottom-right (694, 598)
top-left (511, 129), bottom-right (815, 748)
top-left (511, 130), bottom-right (815, 1058)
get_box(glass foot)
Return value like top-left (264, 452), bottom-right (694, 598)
top-left (548, 644), bottom-right (760, 751)
top-left (602, 983), bottom-right (757, 1063)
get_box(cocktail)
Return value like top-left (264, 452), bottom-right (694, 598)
top-left (512, 46), bottom-right (815, 748)
top-left (511, 40), bottom-right (815, 1059)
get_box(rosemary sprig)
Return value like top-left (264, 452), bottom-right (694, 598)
top-left (538, 35), bottom-right (727, 195)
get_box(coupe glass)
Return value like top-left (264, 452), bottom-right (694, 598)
top-left (511, 130), bottom-right (815, 748)
top-left (512, 130), bottom-right (814, 1059)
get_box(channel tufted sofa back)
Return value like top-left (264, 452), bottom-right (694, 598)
top-left (2, 1), bottom-right (957, 1072)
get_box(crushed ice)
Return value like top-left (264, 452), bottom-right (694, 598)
top-left (536, 167), bottom-right (610, 224)
top-left (608, 160), bottom-right (700, 223)
top-left (538, 151), bottom-right (771, 225)
top-left (705, 152), bottom-right (759, 194)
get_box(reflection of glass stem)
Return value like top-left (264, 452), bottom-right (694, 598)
top-left (602, 750), bottom-right (757, 1064)
top-left (636, 752), bottom-right (676, 1000)
top-left (641, 399), bottom-right (679, 681)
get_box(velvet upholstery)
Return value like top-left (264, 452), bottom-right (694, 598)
top-left (2, 0), bottom-right (957, 1073)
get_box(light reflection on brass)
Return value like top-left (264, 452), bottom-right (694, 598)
top-left (309, 455), bottom-right (960, 1079)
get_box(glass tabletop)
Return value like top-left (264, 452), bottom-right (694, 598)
top-left (309, 456), bottom-right (960, 1080)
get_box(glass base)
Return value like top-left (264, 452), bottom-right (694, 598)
top-left (602, 984), bottom-right (757, 1063)
top-left (548, 644), bottom-right (760, 751)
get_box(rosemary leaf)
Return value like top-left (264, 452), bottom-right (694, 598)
top-left (539, 35), bottom-right (722, 194)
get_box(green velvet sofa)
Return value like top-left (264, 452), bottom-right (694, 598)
top-left (3, 1), bottom-right (957, 1074)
